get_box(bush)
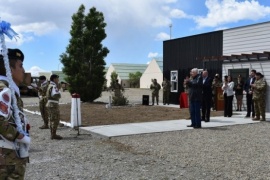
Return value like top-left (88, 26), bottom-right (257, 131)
top-left (112, 95), bottom-right (129, 106)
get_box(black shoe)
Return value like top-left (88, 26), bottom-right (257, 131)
top-left (187, 125), bottom-right (194, 127)
top-left (236, 109), bottom-right (239, 111)
top-left (205, 120), bottom-right (210, 122)
top-left (193, 126), bottom-right (201, 129)
top-left (201, 119), bottom-right (205, 121)
top-left (244, 115), bottom-right (250, 118)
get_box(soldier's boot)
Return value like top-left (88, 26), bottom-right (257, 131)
top-left (157, 98), bottom-right (159, 105)
top-left (39, 124), bottom-right (49, 129)
top-left (252, 116), bottom-right (260, 121)
top-left (51, 130), bottom-right (63, 140)
top-left (261, 115), bottom-right (266, 121)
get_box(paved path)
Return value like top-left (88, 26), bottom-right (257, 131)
top-left (78, 110), bottom-right (269, 138)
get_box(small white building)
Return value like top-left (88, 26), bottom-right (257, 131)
top-left (221, 21), bottom-right (270, 112)
top-left (105, 63), bottom-right (147, 88)
top-left (140, 59), bottom-right (163, 88)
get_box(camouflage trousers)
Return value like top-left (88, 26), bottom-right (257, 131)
top-left (39, 99), bottom-right (48, 125)
top-left (0, 164), bottom-right (26, 180)
top-left (152, 93), bottom-right (159, 105)
top-left (254, 98), bottom-right (266, 120)
top-left (163, 91), bottom-right (170, 104)
top-left (47, 104), bottom-right (60, 131)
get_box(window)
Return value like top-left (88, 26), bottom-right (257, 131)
top-left (228, 68), bottom-right (249, 85)
top-left (170, 70), bottom-right (178, 92)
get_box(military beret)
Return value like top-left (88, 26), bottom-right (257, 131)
top-left (0, 48), bottom-right (24, 61)
top-left (7, 48), bottom-right (24, 61)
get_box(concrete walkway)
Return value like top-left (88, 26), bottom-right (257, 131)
top-left (80, 110), bottom-right (270, 138)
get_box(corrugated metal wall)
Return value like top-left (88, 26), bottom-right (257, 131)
top-left (163, 31), bottom-right (223, 104)
top-left (223, 21), bottom-right (270, 55)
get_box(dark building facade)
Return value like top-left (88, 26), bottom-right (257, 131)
top-left (163, 31), bottom-right (223, 104)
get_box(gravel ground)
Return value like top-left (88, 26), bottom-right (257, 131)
top-left (24, 89), bottom-right (270, 180)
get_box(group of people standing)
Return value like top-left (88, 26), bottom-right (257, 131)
top-left (0, 48), bottom-right (63, 180)
top-left (222, 69), bottom-right (267, 121)
top-left (183, 68), bottom-right (267, 129)
top-left (150, 78), bottom-right (171, 106)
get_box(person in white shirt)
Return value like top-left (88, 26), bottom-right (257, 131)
top-left (222, 75), bottom-right (234, 117)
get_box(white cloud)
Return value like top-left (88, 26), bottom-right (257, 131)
top-left (148, 52), bottom-right (159, 58)
top-left (14, 22), bottom-right (58, 36)
top-left (155, 32), bottom-right (170, 41)
top-left (170, 9), bottom-right (187, 18)
top-left (26, 66), bottom-right (47, 77)
top-left (194, 0), bottom-right (270, 28)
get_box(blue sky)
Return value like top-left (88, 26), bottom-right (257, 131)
top-left (1, 0), bottom-right (270, 76)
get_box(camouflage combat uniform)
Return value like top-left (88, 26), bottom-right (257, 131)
top-left (39, 80), bottom-right (49, 128)
top-left (162, 79), bottom-right (171, 105)
top-left (252, 78), bottom-right (267, 121)
top-left (46, 81), bottom-right (62, 139)
top-left (150, 80), bottom-right (161, 105)
top-left (0, 80), bottom-right (29, 180)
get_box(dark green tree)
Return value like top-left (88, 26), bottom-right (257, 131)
top-left (110, 71), bottom-right (118, 89)
top-left (60, 5), bottom-right (109, 102)
top-left (129, 71), bottom-right (142, 88)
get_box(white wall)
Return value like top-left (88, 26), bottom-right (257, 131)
top-left (223, 22), bottom-right (270, 55)
top-left (140, 60), bottom-right (163, 88)
top-left (105, 65), bottom-right (116, 88)
top-left (223, 62), bottom-right (270, 112)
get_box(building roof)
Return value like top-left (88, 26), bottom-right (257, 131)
top-left (111, 63), bottom-right (148, 79)
top-left (155, 60), bottom-right (163, 72)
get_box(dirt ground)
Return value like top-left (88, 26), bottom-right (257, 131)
top-left (25, 102), bottom-right (224, 126)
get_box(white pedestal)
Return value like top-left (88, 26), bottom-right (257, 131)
top-left (70, 94), bottom-right (81, 128)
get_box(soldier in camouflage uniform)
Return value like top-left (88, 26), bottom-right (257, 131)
top-left (162, 78), bottom-right (171, 105)
top-left (251, 72), bottom-right (267, 121)
top-left (46, 74), bottom-right (62, 140)
top-left (150, 79), bottom-right (161, 105)
top-left (0, 49), bottom-right (30, 179)
top-left (38, 75), bottom-right (50, 129)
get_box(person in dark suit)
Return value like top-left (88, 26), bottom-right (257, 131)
top-left (244, 69), bottom-right (256, 118)
top-left (185, 68), bottom-right (203, 129)
top-left (201, 70), bottom-right (213, 122)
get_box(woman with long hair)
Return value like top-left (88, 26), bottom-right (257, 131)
top-left (222, 75), bottom-right (234, 117)
top-left (235, 75), bottom-right (244, 111)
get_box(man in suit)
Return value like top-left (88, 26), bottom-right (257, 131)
top-left (201, 70), bottom-right (213, 122)
top-left (185, 68), bottom-right (203, 128)
top-left (244, 69), bottom-right (256, 118)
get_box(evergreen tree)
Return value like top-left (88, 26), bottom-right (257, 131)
top-left (129, 71), bottom-right (142, 88)
top-left (110, 71), bottom-right (118, 89)
top-left (60, 5), bottom-right (109, 102)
